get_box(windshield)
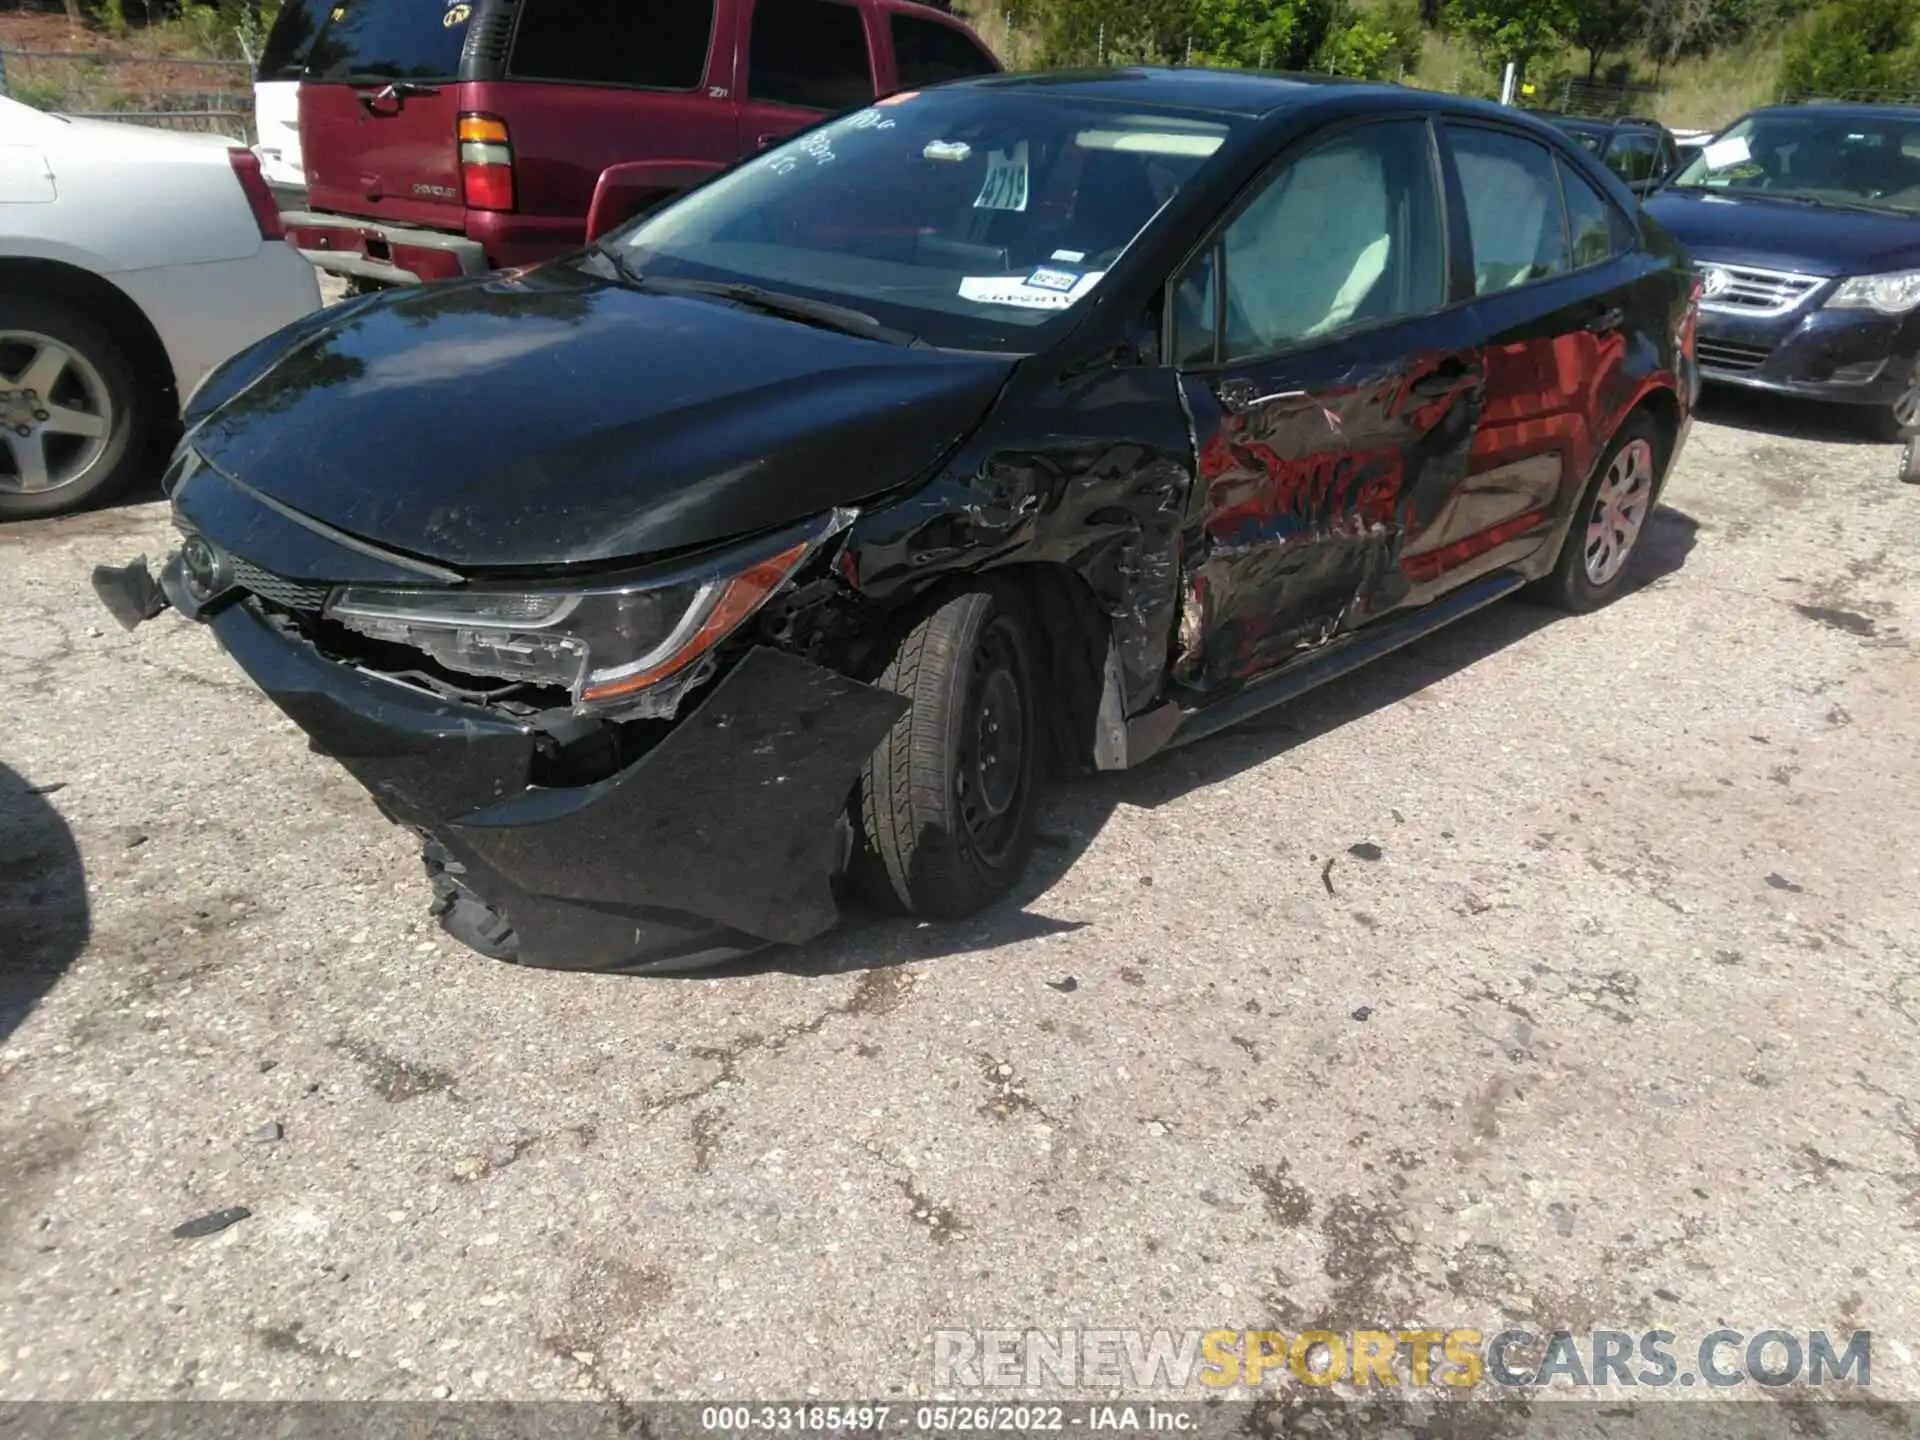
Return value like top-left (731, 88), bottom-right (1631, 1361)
top-left (613, 88), bottom-right (1243, 351)
top-left (305, 0), bottom-right (473, 84)
top-left (1667, 110), bottom-right (1920, 214)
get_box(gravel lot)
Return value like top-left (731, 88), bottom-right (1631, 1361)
top-left (2, 387), bottom-right (1917, 1405)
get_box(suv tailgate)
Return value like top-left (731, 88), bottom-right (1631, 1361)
top-left (301, 0), bottom-right (472, 230)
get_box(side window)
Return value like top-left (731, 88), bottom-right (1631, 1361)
top-left (1559, 158), bottom-right (1617, 268)
top-left (891, 15), bottom-right (997, 88)
top-left (508, 0), bottom-right (716, 88)
top-left (1448, 125), bottom-right (1570, 295)
top-left (1604, 131), bottom-right (1658, 183)
top-left (749, 0), bottom-right (875, 111)
top-left (1173, 120), bottom-right (1445, 365)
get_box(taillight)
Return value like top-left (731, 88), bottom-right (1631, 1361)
top-left (226, 148), bottom-right (285, 242)
top-left (458, 112), bottom-right (515, 212)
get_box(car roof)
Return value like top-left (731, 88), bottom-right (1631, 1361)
top-left (955, 65), bottom-right (1588, 134)
top-left (1745, 102), bottom-right (1920, 122)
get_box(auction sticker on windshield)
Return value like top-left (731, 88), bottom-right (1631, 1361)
top-left (958, 270), bottom-right (1106, 309)
top-left (974, 142), bottom-right (1030, 212)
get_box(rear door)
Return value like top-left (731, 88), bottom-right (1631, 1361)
top-left (882, 6), bottom-right (999, 92)
top-left (1171, 116), bottom-right (1486, 692)
top-left (486, 0), bottom-right (737, 223)
top-left (300, 0), bottom-right (474, 228)
top-left (734, 0), bottom-right (879, 154)
top-left (1434, 122), bottom-right (1638, 585)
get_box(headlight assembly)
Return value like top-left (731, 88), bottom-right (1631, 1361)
top-left (1826, 269), bottom-right (1920, 315)
top-left (325, 509), bottom-right (852, 716)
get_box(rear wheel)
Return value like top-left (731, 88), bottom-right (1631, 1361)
top-left (853, 583), bottom-right (1042, 918)
top-left (1537, 413), bottom-right (1664, 613)
top-left (0, 297), bottom-right (150, 520)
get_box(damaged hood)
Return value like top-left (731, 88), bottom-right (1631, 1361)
top-left (184, 266), bottom-right (1015, 570)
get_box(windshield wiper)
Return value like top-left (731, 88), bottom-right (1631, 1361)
top-left (632, 275), bottom-right (917, 347)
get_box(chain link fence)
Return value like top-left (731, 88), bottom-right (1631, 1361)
top-left (0, 45), bottom-right (254, 140)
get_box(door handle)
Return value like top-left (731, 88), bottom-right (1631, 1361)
top-left (757, 132), bottom-right (780, 150)
top-left (1216, 378), bottom-right (1313, 415)
top-left (1585, 306), bottom-right (1626, 335)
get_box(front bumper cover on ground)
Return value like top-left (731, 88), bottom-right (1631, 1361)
top-left (108, 574), bottom-right (908, 971)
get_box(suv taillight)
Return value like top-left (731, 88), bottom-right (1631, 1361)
top-left (227, 148), bottom-right (285, 242)
top-left (458, 113), bottom-right (515, 212)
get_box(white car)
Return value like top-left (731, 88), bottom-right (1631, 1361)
top-left (0, 97), bottom-right (322, 519)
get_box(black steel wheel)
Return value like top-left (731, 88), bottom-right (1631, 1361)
top-left (853, 582), bottom-right (1042, 918)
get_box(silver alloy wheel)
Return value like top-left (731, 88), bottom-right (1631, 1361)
top-left (1583, 437), bottom-right (1654, 587)
top-left (0, 330), bottom-right (114, 496)
top-left (1893, 360), bottom-right (1920, 432)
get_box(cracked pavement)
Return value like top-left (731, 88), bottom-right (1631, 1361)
top-left (1, 389), bottom-right (1917, 1403)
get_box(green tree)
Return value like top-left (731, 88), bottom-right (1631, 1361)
top-left (1777, 0), bottom-right (1920, 99)
top-left (1559, 0), bottom-right (1643, 77)
top-left (1442, 0), bottom-right (1574, 69)
top-left (1034, 0), bottom-right (1197, 64)
top-left (1319, 0), bottom-right (1424, 76)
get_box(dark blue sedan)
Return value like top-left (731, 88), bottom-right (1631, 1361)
top-left (1644, 102), bottom-right (1920, 438)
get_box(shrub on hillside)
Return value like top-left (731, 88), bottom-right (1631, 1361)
top-left (1776, 0), bottom-right (1920, 99)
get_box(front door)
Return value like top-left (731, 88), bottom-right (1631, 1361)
top-left (733, 0), bottom-right (879, 154)
top-left (1170, 117), bottom-right (1485, 693)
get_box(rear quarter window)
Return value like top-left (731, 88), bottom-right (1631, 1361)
top-left (508, 0), bottom-right (716, 88)
top-left (749, 0), bottom-right (875, 111)
top-left (305, 0), bottom-right (474, 84)
top-left (890, 14), bottom-right (996, 88)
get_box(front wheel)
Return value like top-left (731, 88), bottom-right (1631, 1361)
top-left (1876, 357), bottom-right (1920, 442)
top-left (853, 582), bottom-right (1042, 918)
top-left (1536, 413), bottom-right (1664, 613)
top-left (0, 297), bottom-right (150, 521)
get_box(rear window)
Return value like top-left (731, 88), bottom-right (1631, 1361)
top-left (509, 0), bottom-right (715, 89)
top-left (305, 0), bottom-right (473, 84)
top-left (890, 14), bottom-right (996, 89)
top-left (258, 0), bottom-right (329, 82)
top-left (749, 0), bottom-right (874, 111)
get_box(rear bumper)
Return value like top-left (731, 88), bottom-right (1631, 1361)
top-left (285, 208), bottom-right (582, 283)
top-left (1695, 302), bottom-right (1920, 408)
top-left (283, 209), bottom-right (489, 285)
top-left (200, 597), bottom-right (905, 972)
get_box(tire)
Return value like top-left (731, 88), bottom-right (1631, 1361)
top-left (0, 296), bottom-right (151, 521)
top-left (1873, 356), bottom-right (1920, 442)
top-left (853, 582), bottom-right (1043, 918)
top-left (1536, 412), bottom-right (1665, 613)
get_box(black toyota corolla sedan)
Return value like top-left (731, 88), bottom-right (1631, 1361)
top-left (97, 69), bottom-right (1697, 973)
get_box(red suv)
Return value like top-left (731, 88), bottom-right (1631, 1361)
top-left (283, 0), bottom-right (997, 285)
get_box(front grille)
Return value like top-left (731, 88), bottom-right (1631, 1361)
top-left (232, 558), bottom-right (332, 613)
top-left (1698, 264), bottom-right (1825, 318)
top-left (1697, 338), bottom-right (1773, 372)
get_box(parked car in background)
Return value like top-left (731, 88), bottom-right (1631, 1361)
top-left (0, 97), bottom-right (320, 519)
top-left (1672, 128), bottom-right (1715, 163)
top-left (98, 72), bottom-right (1696, 971)
top-left (1538, 113), bottom-right (1682, 195)
top-left (1643, 102), bottom-right (1920, 437)
top-left (253, 0), bottom-right (328, 202)
top-left (284, 0), bottom-right (999, 287)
